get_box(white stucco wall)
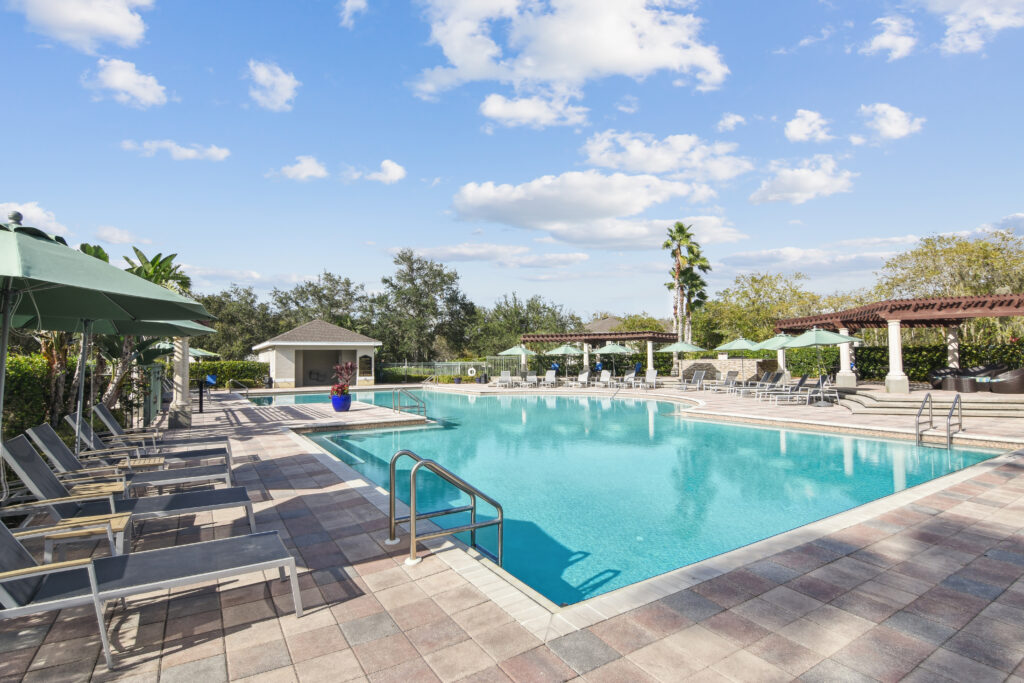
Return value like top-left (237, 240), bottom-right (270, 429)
top-left (257, 343), bottom-right (377, 387)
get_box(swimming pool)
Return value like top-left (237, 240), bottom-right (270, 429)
top-left (273, 390), bottom-right (998, 606)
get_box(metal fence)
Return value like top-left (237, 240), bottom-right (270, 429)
top-left (378, 358), bottom-right (533, 383)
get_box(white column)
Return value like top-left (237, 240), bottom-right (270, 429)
top-left (646, 340), bottom-right (654, 371)
top-left (583, 343), bottom-right (590, 370)
top-left (519, 353), bottom-right (527, 375)
top-left (169, 336), bottom-right (192, 429)
top-left (885, 319), bottom-right (910, 393)
top-left (776, 349), bottom-right (790, 382)
top-left (836, 326), bottom-right (857, 388)
top-left (946, 326), bottom-right (960, 369)
top-left (893, 450), bottom-right (906, 492)
top-left (843, 437), bottom-right (854, 477)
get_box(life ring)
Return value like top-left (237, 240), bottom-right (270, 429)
top-left (467, 367), bottom-right (477, 377)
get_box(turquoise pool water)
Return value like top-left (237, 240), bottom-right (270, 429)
top-left (257, 390), bottom-right (998, 605)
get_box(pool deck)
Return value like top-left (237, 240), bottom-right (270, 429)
top-left (2, 388), bottom-right (1023, 682)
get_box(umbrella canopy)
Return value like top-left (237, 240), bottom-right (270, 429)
top-left (498, 344), bottom-right (537, 356)
top-left (151, 341), bottom-right (219, 358)
top-left (753, 334), bottom-right (794, 351)
top-left (784, 328), bottom-right (862, 348)
top-left (16, 317), bottom-right (216, 337)
top-left (714, 337), bottom-right (758, 352)
top-left (658, 341), bottom-right (705, 353)
top-left (591, 343), bottom-right (632, 354)
top-left (545, 344), bottom-right (583, 355)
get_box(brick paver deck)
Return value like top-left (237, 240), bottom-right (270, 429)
top-left (2, 388), bottom-right (1022, 682)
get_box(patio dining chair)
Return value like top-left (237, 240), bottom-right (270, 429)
top-left (0, 524), bottom-right (302, 669)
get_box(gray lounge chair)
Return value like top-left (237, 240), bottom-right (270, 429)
top-left (704, 370), bottom-right (738, 392)
top-left (0, 524), bottom-right (301, 669)
top-left (0, 436), bottom-right (256, 554)
top-left (92, 403), bottom-right (162, 446)
top-left (27, 424), bottom-right (233, 495)
top-left (65, 415), bottom-right (232, 468)
top-left (735, 372), bottom-right (783, 398)
top-left (680, 370), bottom-right (705, 391)
top-left (757, 374), bottom-right (809, 401)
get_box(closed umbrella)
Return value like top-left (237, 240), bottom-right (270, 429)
top-left (0, 214), bottom-right (212, 489)
top-left (591, 342), bottom-right (632, 377)
top-left (714, 337), bottom-right (758, 380)
top-left (546, 343), bottom-right (582, 378)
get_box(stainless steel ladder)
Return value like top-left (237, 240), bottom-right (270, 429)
top-left (391, 388), bottom-right (426, 416)
top-left (385, 449), bottom-right (503, 566)
top-left (915, 393), bottom-right (933, 445)
top-left (228, 379), bottom-right (250, 398)
top-left (946, 394), bottom-right (963, 447)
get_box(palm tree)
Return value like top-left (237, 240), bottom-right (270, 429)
top-left (679, 268), bottom-right (708, 343)
top-left (662, 222), bottom-right (711, 372)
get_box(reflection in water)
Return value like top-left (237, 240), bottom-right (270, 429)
top-left (843, 437), bottom-right (854, 477)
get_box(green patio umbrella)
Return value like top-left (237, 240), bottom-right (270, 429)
top-left (0, 215), bottom-right (213, 477)
top-left (754, 333), bottom-right (795, 381)
top-left (783, 327), bottom-right (863, 384)
top-left (498, 344), bottom-right (537, 373)
top-left (657, 341), bottom-right (705, 353)
top-left (714, 337), bottom-right (759, 380)
top-left (19, 317), bottom-right (216, 337)
top-left (546, 343), bottom-right (582, 378)
top-left (591, 342), bottom-right (632, 376)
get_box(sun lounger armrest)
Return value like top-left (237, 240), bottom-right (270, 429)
top-left (0, 492), bottom-right (117, 513)
top-left (13, 519), bottom-right (119, 542)
top-left (80, 446), bottom-right (141, 458)
top-left (0, 558), bottom-right (92, 583)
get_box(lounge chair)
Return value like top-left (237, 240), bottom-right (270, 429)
top-left (541, 370), bottom-right (557, 387)
top-left (566, 371), bottom-right (589, 388)
top-left (633, 369), bottom-right (658, 389)
top-left (495, 371), bottom-right (512, 388)
top-left (772, 375), bottom-right (827, 405)
top-left (614, 370), bottom-right (636, 388)
top-left (92, 403), bottom-right (163, 447)
top-left (65, 415), bottom-right (232, 468)
top-left (679, 370), bottom-right (705, 391)
top-left (593, 370), bottom-right (613, 388)
top-left (758, 374), bottom-right (809, 401)
top-left (27, 424), bottom-right (233, 495)
top-left (735, 372), bottom-right (783, 398)
top-left (730, 371), bottom-right (770, 394)
top-left (703, 370), bottom-right (738, 392)
top-left (0, 523), bottom-right (302, 669)
top-left (0, 436), bottom-right (256, 555)
top-left (516, 371), bottom-right (539, 388)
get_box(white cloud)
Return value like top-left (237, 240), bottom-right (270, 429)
top-left (581, 130), bottom-right (753, 182)
top-left (10, 0), bottom-right (152, 53)
top-left (981, 212), bottom-right (1024, 232)
top-left (273, 155), bottom-right (328, 181)
top-left (616, 95), bottom-right (639, 114)
top-left (182, 264), bottom-right (313, 292)
top-left (414, 0), bottom-right (728, 103)
top-left (917, 0), bottom-right (1024, 53)
top-left (849, 134), bottom-right (867, 146)
top-left (479, 93), bottom-right (587, 128)
top-left (365, 159), bottom-right (407, 184)
top-left (773, 26), bottom-right (835, 54)
top-left (339, 0), bottom-right (367, 28)
top-left (722, 245), bottom-right (894, 279)
top-left (859, 103), bottom-right (925, 139)
top-left (407, 242), bottom-right (589, 268)
top-left (84, 58), bottom-right (166, 108)
top-left (247, 60), bottom-right (300, 112)
top-left (682, 215), bottom-right (748, 245)
top-left (749, 154), bottom-right (856, 205)
top-left (860, 16), bottom-right (917, 61)
top-left (784, 109), bottom-right (833, 142)
top-left (717, 113), bottom-right (746, 132)
top-left (121, 139), bottom-right (230, 161)
top-left (0, 201), bottom-right (69, 236)
top-left (96, 225), bottom-right (149, 244)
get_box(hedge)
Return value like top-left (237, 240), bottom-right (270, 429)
top-left (188, 361), bottom-right (269, 388)
top-left (3, 353), bottom-right (49, 440)
top-left (786, 341), bottom-right (1024, 381)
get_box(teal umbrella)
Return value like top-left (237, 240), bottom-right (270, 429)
top-left (18, 317), bottom-right (216, 337)
top-left (591, 343), bottom-right (632, 376)
top-left (151, 341), bottom-right (219, 358)
top-left (546, 343), bottom-right (582, 377)
top-left (753, 334), bottom-right (794, 351)
top-left (0, 214), bottom-right (213, 490)
top-left (657, 341), bottom-right (705, 353)
top-left (715, 337), bottom-right (758, 381)
top-left (498, 345), bottom-right (537, 356)
top-left (783, 328), bottom-right (863, 382)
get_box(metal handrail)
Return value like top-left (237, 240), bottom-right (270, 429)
top-left (946, 394), bottom-right (963, 448)
top-left (228, 379), bottom-right (249, 398)
top-left (422, 375), bottom-right (437, 385)
top-left (915, 393), bottom-right (933, 445)
top-left (385, 449), bottom-right (503, 566)
top-left (391, 388), bottom-right (426, 416)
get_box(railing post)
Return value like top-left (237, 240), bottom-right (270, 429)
top-left (407, 461), bottom-right (422, 565)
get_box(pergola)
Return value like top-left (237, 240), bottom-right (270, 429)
top-left (521, 330), bottom-right (675, 370)
top-left (776, 294), bottom-right (1024, 392)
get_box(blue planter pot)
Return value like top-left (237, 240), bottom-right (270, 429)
top-left (331, 394), bottom-right (352, 412)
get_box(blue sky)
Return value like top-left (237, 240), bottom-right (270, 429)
top-left (3, 0), bottom-right (1023, 318)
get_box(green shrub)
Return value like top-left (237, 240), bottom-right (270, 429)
top-left (3, 353), bottom-right (49, 440)
top-left (188, 361), bottom-right (269, 388)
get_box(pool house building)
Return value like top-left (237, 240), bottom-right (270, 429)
top-left (253, 319), bottom-right (381, 387)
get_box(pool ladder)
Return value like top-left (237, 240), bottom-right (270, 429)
top-left (915, 392), bottom-right (963, 448)
top-left (391, 388), bottom-right (426, 416)
top-left (385, 449), bottom-right (503, 567)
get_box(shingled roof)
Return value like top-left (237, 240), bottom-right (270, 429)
top-left (255, 320), bottom-right (380, 346)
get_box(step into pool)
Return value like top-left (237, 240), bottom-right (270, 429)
top-left (294, 391), bottom-right (998, 606)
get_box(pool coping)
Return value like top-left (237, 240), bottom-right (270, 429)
top-left (282, 390), bottom-right (1024, 642)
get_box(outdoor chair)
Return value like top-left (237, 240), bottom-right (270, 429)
top-left (990, 367), bottom-right (1024, 394)
top-left (496, 371), bottom-right (512, 388)
top-left (27, 424), bottom-right (233, 496)
top-left (735, 372), bottom-right (783, 398)
top-left (0, 523), bottom-right (302, 669)
top-left (633, 369), bottom-right (658, 389)
top-left (0, 436), bottom-right (256, 555)
top-left (566, 371), bottom-right (589, 388)
top-left (541, 370), bottom-right (557, 387)
top-left (593, 370), bottom-right (613, 388)
top-left (704, 370), bottom-right (738, 392)
top-left (65, 415), bottom-right (232, 468)
top-left (730, 371), bottom-right (770, 394)
top-left (773, 376), bottom-right (829, 405)
top-left (516, 371), bottom-right (538, 388)
top-left (757, 374), bottom-right (809, 401)
top-left (614, 370), bottom-right (636, 388)
top-left (679, 370), bottom-right (705, 392)
top-left (92, 403), bottom-right (162, 446)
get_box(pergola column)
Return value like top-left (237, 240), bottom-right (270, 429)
top-left (583, 343), bottom-right (590, 370)
top-left (646, 340), bottom-right (653, 371)
top-left (776, 349), bottom-right (790, 382)
top-left (946, 326), bottom-right (960, 369)
top-left (885, 319), bottom-right (910, 393)
top-left (836, 326), bottom-right (857, 388)
top-left (169, 336), bottom-right (192, 429)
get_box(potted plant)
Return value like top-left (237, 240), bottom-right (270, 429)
top-left (330, 362), bottom-right (356, 412)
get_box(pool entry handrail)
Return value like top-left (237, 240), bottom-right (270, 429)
top-left (915, 393), bottom-right (933, 445)
top-left (385, 449), bottom-right (504, 567)
top-left (422, 375), bottom-right (437, 385)
top-left (946, 394), bottom-right (963, 447)
top-left (228, 379), bottom-right (250, 398)
top-left (391, 388), bottom-right (426, 416)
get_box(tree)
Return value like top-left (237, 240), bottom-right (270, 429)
top-left (123, 248), bottom-right (192, 294)
top-left (364, 250), bottom-right (476, 361)
top-left (199, 285), bottom-right (281, 360)
top-left (714, 272), bottom-right (822, 342)
top-left (612, 313), bottom-right (665, 333)
top-left (271, 272), bottom-right (366, 331)
top-left (469, 294), bottom-right (583, 356)
top-left (662, 222), bottom-right (711, 370)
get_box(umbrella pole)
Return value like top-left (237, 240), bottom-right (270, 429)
top-left (0, 279), bottom-right (12, 501)
top-left (74, 320), bottom-right (92, 456)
